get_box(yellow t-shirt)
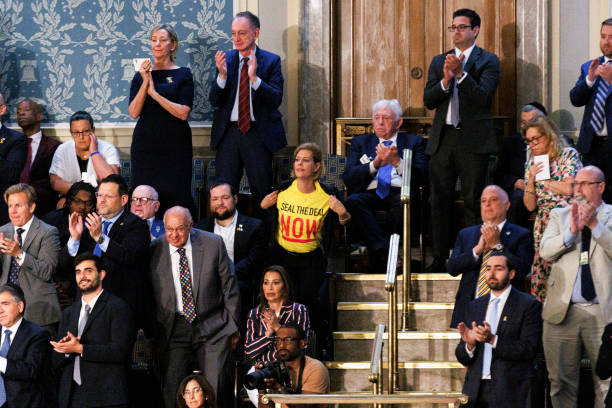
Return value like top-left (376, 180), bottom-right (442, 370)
top-left (276, 180), bottom-right (330, 253)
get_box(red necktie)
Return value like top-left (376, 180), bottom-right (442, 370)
top-left (238, 57), bottom-right (251, 134)
top-left (19, 138), bottom-right (32, 183)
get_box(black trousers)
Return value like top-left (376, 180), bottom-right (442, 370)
top-left (215, 123), bottom-right (273, 204)
top-left (475, 379), bottom-right (493, 408)
top-left (429, 125), bottom-right (489, 259)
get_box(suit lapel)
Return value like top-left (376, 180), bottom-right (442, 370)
top-left (233, 213), bottom-right (244, 255)
top-left (228, 51), bottom-right (240, 96)
top-left (81, 291), bottom-right (107, 336)
top-left (108, 211), bottom-right (128, 239)
top-left (590, 204), bottom-right (612, 257)
top-left (500, 222), bottom-right (513, 245)
top-left (366, 134), bottom-right (379, 159)
top-left (463, 46), bottom-right (481, 75)
top-left (495, 288), bottom-right (517, 338)
top-left (474, 294), bottom-right (489, 324)
top-left (70, 299), bottom-right (82, 335)
top-left (30, 135), bottom-right (47, 169)
top-left (7, 320), bottom-right (27, 359)
top-left (21, 217), bottom-right (39, 253)
top-left (190, 230), bottom-right (202, 300)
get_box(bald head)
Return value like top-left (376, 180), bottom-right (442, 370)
top-left (574, 166), bottom-right (606, 207)
top-left (480, 185), bottom-right (510, 224)
top-left (580, 165), bottom-right (605, 183)
top-left (163, 206), bottom-right (193, 247)
top-left (131, 185), bottom-right (160, 220)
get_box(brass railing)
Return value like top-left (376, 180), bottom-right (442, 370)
top-left (384, 234), bottom-right (400, 393)
top-left (400, 148), bottom-right (412, 331)
top-left (368, 324), bottom-right (385, 408)
top-left (261, 393), bottom-right (469, 408)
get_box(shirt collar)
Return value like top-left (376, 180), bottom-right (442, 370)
top-left (2, 317), bottom-right (23, 336)
top-left (29, 131), bottom-right (42, 144)
top-left (378, 132), bottom-right (398, 145)
top-left (15, 216), bottom-right (35, 235)
top-left (102, 209), bottom-right (124, 225)
top-left (455, 43), bottom-right (476, 63)
top-left (169, 235), bottom-right (192, 255)
top-left (82, 289), bottom-right (104, 311)
top-left (239, 46), bottom-right (258, 62)
top-left (215, 210), bottom-right (238, 229)
top-left (490, 284), bottom-right (512, 303)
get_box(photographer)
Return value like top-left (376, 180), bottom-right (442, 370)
top-left (249, 323), bottom-right (329, 408)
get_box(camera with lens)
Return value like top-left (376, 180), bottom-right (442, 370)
top-left (245, 360), bottom-right (293, 391)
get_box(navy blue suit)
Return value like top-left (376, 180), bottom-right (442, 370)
top-left (423, 46), bottom-right (500, 260)
top-left (2, 319), bottom-right (51, 408)
top-left (344, 132), bottom-right (426, 269)
top-left (209, 47), bottom-right (286, 200)
top-left (0, 125), bottom-right (27, 225)
top-left (455, 288), bottom-right (542, 408)
top-left (570, 56), bottom-right (612, 200)
top-left (447, 221), bottom-right (533, 328)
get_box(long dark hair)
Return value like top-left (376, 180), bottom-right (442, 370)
top-left (175, 373), bottom-right (215, 408)
top-left (257, 265), bottom-right (292, 311)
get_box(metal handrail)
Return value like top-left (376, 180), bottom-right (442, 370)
top-left (400, 148), bottom-right (412, 331)
top-left (384, 234), bottom-right (400, 393)
top-left (368, 324), bottom-right (385, 402)
top-left (261, 393), bottom-right (469, 408)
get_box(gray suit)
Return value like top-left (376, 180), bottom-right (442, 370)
top-left (540, 204), bottom-right (612, 407)
top-left (150, 228), bottom-right (240, 408)
top-left (0, 216), bottom-right (60, 327)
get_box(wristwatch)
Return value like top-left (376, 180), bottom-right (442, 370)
top-left (97, 235), bottom-right (105, 245)
top-left (493, 243), bottom-right (504, 252)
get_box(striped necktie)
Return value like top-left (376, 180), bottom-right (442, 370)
top-left (591, 68), bottom-right (610, 133)
top-left (477, 249), bottom-right (493, 297)
top-left (238, 57), bottom-right (251, 134)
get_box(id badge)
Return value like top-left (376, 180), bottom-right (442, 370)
top-left (579, 251), bottom-right (589, 266)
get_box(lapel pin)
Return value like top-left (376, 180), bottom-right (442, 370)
top-left (505, 231), bottom-right (510, 235)
top-left (0, 138), bottom-right (5, 144)
top-left (503, 316), bottom-right (507, 321)
top-left (166, 77), bottom-right (173, 83)
top-left (237, 224), bottom-right (244, 232)
top-left (120, 222), bottom-right (124, 226)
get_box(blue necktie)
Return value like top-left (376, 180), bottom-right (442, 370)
top-left (93, 221), bottom-right (111, 257)
top-left (482, 298), bottom-right (500, 378)
top-left (8, 228), bottom-right (24, 286)
top-left (591, 70), bottom-right (610, 132)
top-left (0, 330), bottom-right (12, 405)
top-left (376, 140), bottom-right (394, 198)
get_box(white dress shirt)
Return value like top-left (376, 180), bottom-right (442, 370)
top-left (213, 211), bottom-right (238, 262)
top-left (0, 318), bottom-right (23, 373)
top-left (14, 216), bottom-right (35, 266)
top-left (465, 283), bottom-right (513, 379)
top-left (67, 210), bottom-right (124, 256)
top-left (442, 43), bottom-right (476, 125)
top-left (28, 131), bottom-right (42, 165)
top-left (169, 237), bottom-right (195, 313)
top-left (216, 47), bottom-right (261, 122)
top-left (366, 133), bottom-right (405, 190)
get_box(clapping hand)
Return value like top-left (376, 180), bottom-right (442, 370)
top-left (215, 51), bottom-right (227, 79)
top-left (0, 233), bottom-right (21, 258)
top-left (457, 321), bottom-right (479, 350)
top-left (68, 212), bottom-right (84, 241)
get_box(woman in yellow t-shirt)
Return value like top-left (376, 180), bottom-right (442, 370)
top-left (261, 143), bottom-right (350, 355)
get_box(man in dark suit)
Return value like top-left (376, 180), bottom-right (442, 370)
top-left (496, 102), bottom-right (546, 229)
top-left (423, 8), bottom-right (500, 272)
top-left (61, 174), bottom-right (151, 333)
top-left (344, 99), bottom-right (426, 273)
top-left (209, 11), bottom-right (286, 203)
top-left (447, 185), bottom-right (533, 328)
top-left (596, 323), bottom-right (612, 407)
top-left (0, 184), bottom-right (60, 335)
top-left (150, 206), bottom-right (240, 408)
top-left (130, 184), bottom-right (165, 240)
top-left (194, 181), bottom-right (264, 324)
top-left (0, 93), bottom-right (27, 226)
top-left (51, 253), bottom-right (136, 408)
top-left (455, 253), bottom-right (542, 408)
top-left (17, 99), bottom-right (61, 216)
top-left (570, 18), bottom-right (612, 203)
top-left (0, 284), bottom-right (50, 408)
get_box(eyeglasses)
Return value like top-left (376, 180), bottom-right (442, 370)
top-left (95, 193), bottom-right (119, 200)
top-left (182, 387), bottom-right (205, 398)
top-left (166, 225), bottom-right (189, 234)
top-left (131, 197), bottom-right (156, 204)
top-left (448, 24), bottom-right (473, 32)
top-left (71, 198), bottom-right (94, 207)
top-left (571, 181), bottom-right (602, 189)
top-left (70, 129), bottom-right (92, 138)
top-left (273, 337), bottom-right (300, 345)
top-left (523, 134), bottom-right (546, 145)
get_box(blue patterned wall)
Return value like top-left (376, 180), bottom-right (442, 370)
top-left (0, 0), bottom-right (233, 124)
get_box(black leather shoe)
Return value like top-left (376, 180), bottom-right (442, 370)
top-left (426, 257), bottom-right (446, 273)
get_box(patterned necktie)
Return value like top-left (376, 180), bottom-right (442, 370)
top-left (238, 56), bottom-right (251, 134)
top-left (93, 221), bottom-right (111, 257)
top-left (591, 70), bottom-right (610, 133)
top-left (580, 228), bottom-right (596, 301)
top-left (73, 303), bottom-right (91, 385)
top-left (482, 298), bottom-right (500, 378)
top-left (376, 140), bottom-right (394, 199)
top-left (178, 247), bottom-right (196, 323)
top-left (0, 329), bottom-right (12, 405)
top-left (8, 228), bottom-right (25, 286)
top-left (19, 137), bottom-right (33, 183)
top-left (476, 248), bottom-right (493, 298)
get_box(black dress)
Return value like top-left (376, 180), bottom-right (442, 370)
top-left (129, 67), bottom-right (195, 215)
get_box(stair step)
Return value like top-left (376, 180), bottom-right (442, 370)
top-left (335, 273), bottom-right (459, 303)
top-left (323, 391), bottom-right (466, 408)
top-left (326, 361), bottom-right (465, 393)
top-left (337, 302), bottom-right (454, 331)
top-left (333, 331), bottom-right (460, 362)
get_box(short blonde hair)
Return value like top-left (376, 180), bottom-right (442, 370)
top-left (291, 143), bottom-right (324, 181)
top-left (4, 184), bottom-right (37, 205)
